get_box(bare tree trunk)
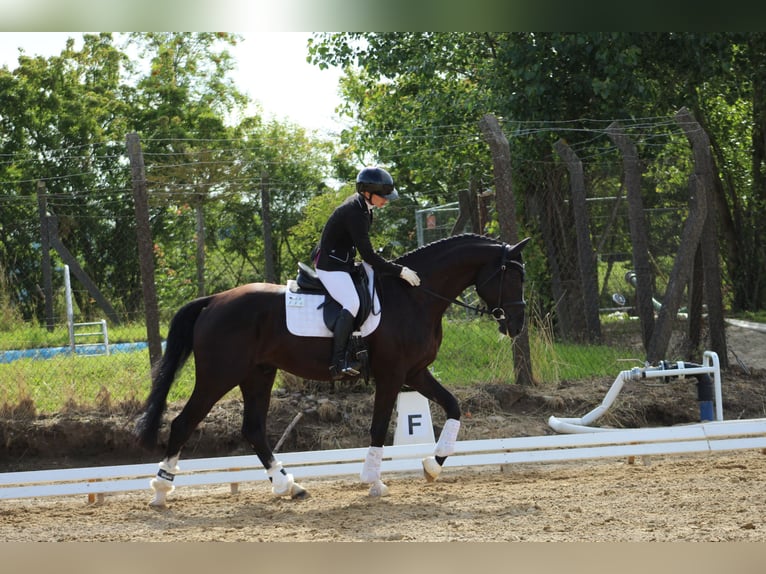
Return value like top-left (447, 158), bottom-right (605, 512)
top-left (527, 169), bottom-right (579, 340)
top-left (687, 245), bottom-right (704, 358)
top-left (477, 189), bottom-right (492, 235)
top-left (676, 108), bottom-right (728, 367)
top-left (47, 214), bottom-right (120, 326)
top-left (479, 113), bottom-right (534, 386)
top-left (554, 139), bottom-right (601, 343)
top-left (127, 132), bottom-right (162, 368)
top-left (606, 122), bottom-right (655, 350)
top-left (450, 182), bottom-right (481, 236)
top-left (467, 177), bottom-right (481, 234)
top-left (646, 174), bottom-right (707, 362)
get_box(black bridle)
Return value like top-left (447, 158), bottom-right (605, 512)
top-left (418, 244), bottom-right (526, 326)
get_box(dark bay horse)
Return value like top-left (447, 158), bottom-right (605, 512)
top-left (135, 233), bottom-right (530, 505)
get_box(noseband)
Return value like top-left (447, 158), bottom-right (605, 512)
top-left (478, 247), bottom-right (526, 325)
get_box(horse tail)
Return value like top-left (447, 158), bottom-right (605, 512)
top-left (134, 296), bottom-right (212, 449)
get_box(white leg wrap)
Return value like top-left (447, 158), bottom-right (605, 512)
top-left (149, 456), bottom-right (180, 507)
top-left (434, 418), bottom-right (460, 457)
top-left (267, 461), bottom-right (295, 497)
top-left (360, 446), bottom-right (384, 483)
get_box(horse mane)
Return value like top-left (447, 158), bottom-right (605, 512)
top-left (395, 233), bottom-right (501, 266)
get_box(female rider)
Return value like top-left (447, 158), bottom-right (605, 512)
top-left (314, 166), bottom-right (420, 380)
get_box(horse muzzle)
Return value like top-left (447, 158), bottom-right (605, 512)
top-left (498, 321), bottom-right (523, 338)
top-left (493, 304), bottom-right (525, 337)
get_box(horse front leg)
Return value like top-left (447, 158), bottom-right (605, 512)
top-left (361, 379), bottom-right (401, 497)
top-left (241, 368), bottom-right (308, 500)
top-left (405, 368), bottom-right (461, 482)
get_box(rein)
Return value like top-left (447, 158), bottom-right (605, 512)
top-left (418, 250), bottom-right (526, 323)
top-left (417, 285), bottom-right (497, 317)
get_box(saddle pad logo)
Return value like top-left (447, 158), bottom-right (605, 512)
top-left (286, 293), bottom-right (305, 308)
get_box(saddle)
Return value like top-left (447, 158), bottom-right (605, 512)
top-left (294, 261), bottom-right (374, 332)
top-left (289, 262), bottom-right (376, 383)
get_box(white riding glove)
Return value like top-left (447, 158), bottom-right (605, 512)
top-left (400, 266), bottom-right (420, 286)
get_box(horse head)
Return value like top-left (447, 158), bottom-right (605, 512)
top-left (475, 237), bottom-right (531, 337)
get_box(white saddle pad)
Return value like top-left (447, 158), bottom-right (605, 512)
top-left (285, 263), bottom-right (381, 338)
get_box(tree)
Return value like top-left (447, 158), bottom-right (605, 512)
top-left (309, 32), bottom-right (766, 356)
top-left (240, 119), bottom-right (336, 282)
top-left (309, 34), bottom-right (500, 208)
top-left (0, 33), bottom-right (134, 321)
top-left (125, 33), bottom-right (249, 299)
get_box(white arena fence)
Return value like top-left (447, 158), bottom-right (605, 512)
top-left (2, 418), bottom-right (766, 502)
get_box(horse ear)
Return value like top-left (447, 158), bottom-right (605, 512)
top-left (511, 237), bottom-right (531, 253)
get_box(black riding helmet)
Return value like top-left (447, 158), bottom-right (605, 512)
top-left (356, 167), bottom-right (399, 201)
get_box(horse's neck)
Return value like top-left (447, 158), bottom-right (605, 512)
top-left (420, 242), bottom-right (496, 299)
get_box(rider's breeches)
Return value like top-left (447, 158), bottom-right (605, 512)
top-left (315, 269), bottom-right (360, 317)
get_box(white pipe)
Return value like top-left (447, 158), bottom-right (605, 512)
top-left (704, 350), bottom-right (723, 422)
top-left (547, 417), bottom-right (620, 434)
top-left (640, 365), bottom-right (716, 379)
top-left (579, 368), bottom-right (638, 424)
top-left (546, 367), bottom-right (638, 431)
top-left (548, 351), bottom-right (724, 434)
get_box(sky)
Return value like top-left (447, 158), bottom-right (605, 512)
top-left (0, 32), bottom-right (346, 135)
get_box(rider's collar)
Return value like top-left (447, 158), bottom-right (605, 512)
top-left (358, 194), bottom-right (374, 211)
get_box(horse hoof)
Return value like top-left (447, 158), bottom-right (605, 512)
top-left (422, 456), bottom-right (442, 482)
top-left (368, 480), bottom-right (389, 497)
top-left (148, 496), bottom-right (168, 509)
top-left (290, 483), bottom-right (310, 500)
top-left (148, 479), bottom-right (173, 508)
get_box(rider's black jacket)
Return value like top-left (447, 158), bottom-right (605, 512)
top-left (314, 193), bottom-right (402, 276)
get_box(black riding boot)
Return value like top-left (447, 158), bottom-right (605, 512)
top-left (329, 309), bottom-right (361, 380)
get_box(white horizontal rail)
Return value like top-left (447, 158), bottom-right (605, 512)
top-left (2, 418), bottom-right (765, 501)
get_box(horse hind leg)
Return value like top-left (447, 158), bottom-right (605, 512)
top-left (149, 454), bottom-right (180, 507)
top-left (240, 368), bottom-right (308, 500)
top-left (148, 388), bottom-right (228, 508)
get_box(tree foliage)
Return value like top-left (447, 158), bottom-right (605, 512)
top-left (0, 34), bottom-right (134, 320)
top-left (0, 33), bottom-right (336, 323)
top-left (309, 32), bottom-right (766, 314)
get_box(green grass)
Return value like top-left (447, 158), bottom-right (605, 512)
top-left (434, 317), bottom-right (640, 386)
top-left (1, 316), bottom-right (643, 415)
top-left (0, 349), bottom-right (194, 415)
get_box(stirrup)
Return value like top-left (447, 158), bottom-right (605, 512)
top-left (342, 364), bottom-right (360, 376)
top-left (330, 362), bottom-right (360, 380)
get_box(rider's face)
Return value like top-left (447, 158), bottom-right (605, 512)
top-left (368, 193), bottom-right (388, 208)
